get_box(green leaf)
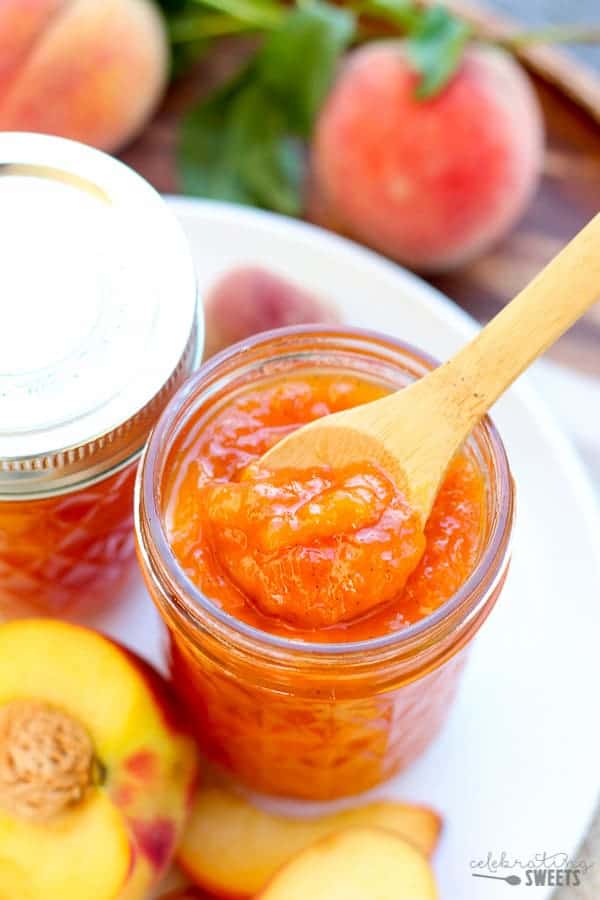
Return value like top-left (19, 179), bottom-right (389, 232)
top-left (179, 72), bottom-right (304, 215)
top-left (168, 10), bottom-right (253, 42)
top-left (189, 0), bottom-right (284, 29)
top-left (406, 5), bottom-right (471, 98)
top-left (179, 72), bottom-right (257, 205)
top-left (178, 0), bottom-right (355, 215)
top-left (157, 0), bottom-right (283, 44)
top-left (358, 0), bottom-right (419, 31)
top-left (235, 85), bottom-right (304, 215)
top-left (259, 1), bottom-right (356, 135)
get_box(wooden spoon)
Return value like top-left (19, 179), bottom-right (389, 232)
top-left (259, 214), bottom-right (600, 526)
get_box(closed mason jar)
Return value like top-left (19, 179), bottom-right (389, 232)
top-left (0, 133), bottom-right (200, 619)
top-left (136, 327), bottom-right (514, 801)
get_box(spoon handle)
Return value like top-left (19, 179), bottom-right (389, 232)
top-left (425, 211), bottom-right (600, 432)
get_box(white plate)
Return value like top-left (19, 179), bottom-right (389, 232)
top-left (95, 199), bottom-right (600, 900)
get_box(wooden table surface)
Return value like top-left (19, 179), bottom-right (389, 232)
top-left (120, 43), bottom-right (600, 378)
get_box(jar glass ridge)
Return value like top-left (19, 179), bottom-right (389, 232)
top-left (0, 321), bottom-right (200, 620)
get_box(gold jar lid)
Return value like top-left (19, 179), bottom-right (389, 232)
top-left (0, 133), bottom-right (201, 498)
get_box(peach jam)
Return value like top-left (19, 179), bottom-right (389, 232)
top-left (137, 327), bottom-right (514, 799)
top-left (0, 134), bottom-right (200, 618)
top-left (168, 376), bottom-right (481, 638)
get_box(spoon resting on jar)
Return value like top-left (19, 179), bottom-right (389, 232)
top-left (191, 213), bottom-right (599, 632)
top-left (258, 213), bottom-right (600, 525)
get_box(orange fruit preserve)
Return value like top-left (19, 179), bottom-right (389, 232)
top-left (166, 374), bottom-right (485, 642)
top-left (0, 463), bottom-right (137, 618)
top-left (159, 370), bottom-right (489, 799)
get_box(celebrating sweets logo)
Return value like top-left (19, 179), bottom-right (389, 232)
top-left (470, 851), bottom-right (594, 888)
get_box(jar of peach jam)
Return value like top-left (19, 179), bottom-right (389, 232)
top-left (0, 133), bottom-right (200, 619)
top-left (136, 327), bottom-right (514, 801)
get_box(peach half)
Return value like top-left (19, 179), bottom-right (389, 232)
top-left (259, 827), bottom-right (438, 900)
top-left (0, 619), bottom-right (197, 900)
top-left (178, 785), bottom-right (441, 897)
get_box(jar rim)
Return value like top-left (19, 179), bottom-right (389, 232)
top-left (136, 324), bottom-right (514, 661)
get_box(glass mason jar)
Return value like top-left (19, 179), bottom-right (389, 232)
top-left (136, 326), bottom-right (514, 801)
top-left (0, 133), bottom-right (200, 619)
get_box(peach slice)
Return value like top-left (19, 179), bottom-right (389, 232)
top-left (178, 785), bottom-right (441, 897)
top-left (204, 266), bottom-right (339, 358)
top-left (0, 619), bottom-right (198, 900)
top-left (259, 827), bottom-right (438, 899)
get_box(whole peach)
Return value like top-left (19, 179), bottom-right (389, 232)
top-left (0, 0), bottom-right (168, 152)
top-left (0, 1), bottom-right (63, 96)
top-left (310, 42), bottom-right (544, 272)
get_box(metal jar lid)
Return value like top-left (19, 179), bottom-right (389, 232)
top-left (0, 133), bottom-right (201, 499)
